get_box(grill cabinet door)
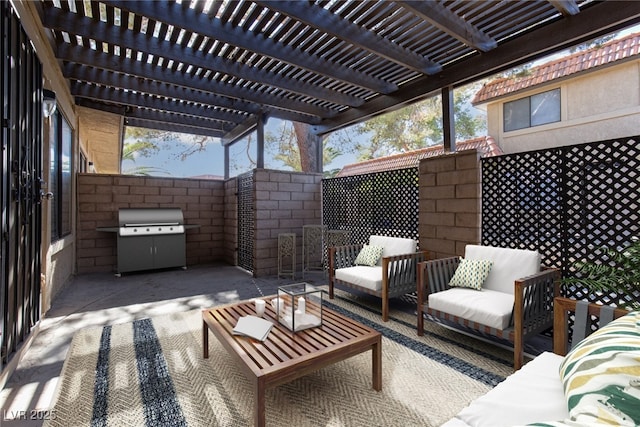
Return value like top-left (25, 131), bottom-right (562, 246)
top-left (153, 234), bottom-right (186, 269)
top-left (118, 236), bottom-right (155, 273)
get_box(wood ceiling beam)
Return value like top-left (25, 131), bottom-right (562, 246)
top-left (103, 0), bottom-right (396, 94)
top-left (56, 43), bottom-right (333, 119)
top-left (548, 0), bottom-right (581, 16)
top-left (76, 98), bottom-right (227, 136)
top-left (65, 64), bottom-right (249, 124)
top-left (69, 81), bottom-right (245, 124)
top-left (400, 1), bottom-right (497, 52)
top-left (255, 0), bottom-right (441, 74)
top-left (315, 1), bottom-right (640, 134)
top-left (42, 6), bottom-right (364, 108)
top-left (124, 118), bottom-right (224, 139)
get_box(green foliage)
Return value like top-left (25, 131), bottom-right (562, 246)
top-left (563, 239), bottom-right (640, 310)
top-left (352, 85), bottom-right (486, 160)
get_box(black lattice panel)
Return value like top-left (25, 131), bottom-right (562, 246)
top-left (322, 168), bottom-right (419, 246)
top-left (237, 172), bottom-right (254, 273)
top-left (482, 136), bottom-right (640, 308)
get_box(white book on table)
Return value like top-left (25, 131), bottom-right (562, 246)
top-left (232, 315), bottom-right (274, 341)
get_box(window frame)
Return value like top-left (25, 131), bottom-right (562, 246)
top-left (503, 88), bottom-right (561, 132)
top-left (49, 111), bottom-right (73, 241)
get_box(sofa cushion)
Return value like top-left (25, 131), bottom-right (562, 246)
top-left (428, 287), bottom-right (514, 330)
top-left (558, 310), bottom-right (640, 426)
top-left (441, 352), bottom-right (567, 427)
top-left (464, 245), bottom-right (540, 294)
top-left (369, 235), bottom-right (417, 264)
top-left (354, 244), bottom-right (383, 266)
top-left (449, 258), bottom-right (493, 290)
top-left (335, 266), bottom-right (383, 292)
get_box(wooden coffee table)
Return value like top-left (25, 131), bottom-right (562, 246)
top-left (202, 297), bottom-right (382, 427)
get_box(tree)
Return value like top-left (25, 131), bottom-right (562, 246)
top-left (265, 121), bottom-right (341, 173)
top-left (122, 127), bottom-right (216, 176)
top-left (351, 84), bottom-right (486, 160)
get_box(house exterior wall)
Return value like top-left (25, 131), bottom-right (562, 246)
top-left (252, 169), bottom-right (323, 277)
top-left (78, 106), bottom-right (123, 174)
top-left (485, 60), bottom-right (640, 153)
top-left (76, 174), bottom-right (226, 274)
top-left (418, 149), bottom-right (481, 259)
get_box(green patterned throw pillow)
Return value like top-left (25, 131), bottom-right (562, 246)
top-left (354, 245), bottom-right (384, 266)
top-left (558, 310), bottom-right (640, 426)
top-left (448, 258), bottom-right (492, 290)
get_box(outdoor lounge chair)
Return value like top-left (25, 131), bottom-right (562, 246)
top-left (328, 235), bottom-right (428, 321)
top-left (416, 245), bottom-right (560, 370)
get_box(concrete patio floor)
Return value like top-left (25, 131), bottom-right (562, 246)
top-left (0, 263), bottom-right (328, 426)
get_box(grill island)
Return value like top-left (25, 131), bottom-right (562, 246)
top-left (98, 208), bottom-right (195, 276)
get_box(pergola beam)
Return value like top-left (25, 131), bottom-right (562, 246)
top-left (104, 0), bottom-right (396, 94)
top-left (257, 0), bottom-right (441, 74)
top-left (400, 1), bottom-right (497, 52)
top-left (315, 1), bottom-right (640, 134)
top-left (43, 6), bottom-right (364, 108)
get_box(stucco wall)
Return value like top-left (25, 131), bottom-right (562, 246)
top-left (486, 60), bottom-right (640, 153)
top-left (77, 174), bottom-right (226, 274)
top-left (418, 149), bottom-right (481, 259)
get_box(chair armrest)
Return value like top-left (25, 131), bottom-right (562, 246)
top-left (328, 244), bottom-right (364, 274)
top-left (513, 267), bottom-right (560, 326)
top-left (416, 257), bottom-right (459, 307)
top-left (553, 296), bottom-right (628, 356)
top-left (383, 251), bottom-right (429, 287)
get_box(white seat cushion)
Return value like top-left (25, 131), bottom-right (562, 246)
top-left (448, 352), bottom-right (568, 427)
top-left (464, 245), bottom-right (540, 294)
top-left (335, 266), bottom-right (383, 292)
top-left (428, 287), bottom-right (514, 330)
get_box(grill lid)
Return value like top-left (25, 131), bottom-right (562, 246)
top-left (118, 208), bottom-right (185, 236)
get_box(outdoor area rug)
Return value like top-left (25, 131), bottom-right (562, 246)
top-left (44, 290), bottom-right (514, 427)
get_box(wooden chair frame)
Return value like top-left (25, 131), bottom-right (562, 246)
top-left (328, 243), bottom-right (428, 321)
top-left (416, 257), bottom-right (560, 370)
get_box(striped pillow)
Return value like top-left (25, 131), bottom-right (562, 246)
top-left (558, 310), bottom-right (640, 426)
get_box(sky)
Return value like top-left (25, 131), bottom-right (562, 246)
top-left (121, 23), bottom-right (640, 179)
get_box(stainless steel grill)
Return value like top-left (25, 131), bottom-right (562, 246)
top-left (118, 208), bottom-right (185, 236)
top-left (115, 208), bottom-right (187, 275)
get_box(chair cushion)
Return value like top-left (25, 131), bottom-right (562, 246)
top-left (558, 310), bottom-right (640, 426)
top-left (464, 245), bottom-right (540, 294)
top-left (369, 235), bottom-right (417, 265)
top-left (449, 258), bottom-right (493, 290)
top-left (335, 266), bottom-right (383, 292)
top-left (443, 352), bottom-right (567, 427)
top-left (354, 245), bottom-right (384, 266)
top-left (428, 287), bottom-right (514, 330)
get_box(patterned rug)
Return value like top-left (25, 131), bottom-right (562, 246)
top-left (44, 290), bottom-right (514, 427)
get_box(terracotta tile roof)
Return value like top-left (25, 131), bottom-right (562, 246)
top-left (473, 32), bottom-right (640, 105)
top-left (334, 136), bottom-right (502, 178)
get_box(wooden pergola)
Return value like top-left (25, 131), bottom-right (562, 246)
top-left (37, 0), bottom-right (640, 172)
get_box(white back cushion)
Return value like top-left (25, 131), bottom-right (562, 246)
top-left (464, 245), bottom-right (540, 294)
top-left (369, 235), bottom-right (417, 259)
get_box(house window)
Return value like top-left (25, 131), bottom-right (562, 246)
top-left (49, 111), bottom-right (73, 241)
top-left (504, 88), bottom-right (560, 131)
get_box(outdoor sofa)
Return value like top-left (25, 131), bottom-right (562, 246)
top-left (417, 245), bottom-right (560, 369)
top-left (443, 297), bottom-right (633, 427)
top-left (328, 235), bottom-right (428, 321)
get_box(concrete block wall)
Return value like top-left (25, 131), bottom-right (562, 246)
top-left (418, 149), bottom-right (482, 259)
top-left (77, 174), bottom-right (226, 273)
top-left (252, 169), bottom-right (323, 277)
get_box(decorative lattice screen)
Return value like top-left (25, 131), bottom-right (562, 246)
top-left (322, 168), bottom-right (419, 246)
top-left (482, 136), bottom-right (640, 307)
top-left (237, 172), bottom-right (254, 273)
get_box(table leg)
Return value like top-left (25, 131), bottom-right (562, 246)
top-left (203, 320), bottom-right (209, 359)
top-left (255, 379), bottom-right (266, 427)
top-left (372, 337), bottom-right (382, 391)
